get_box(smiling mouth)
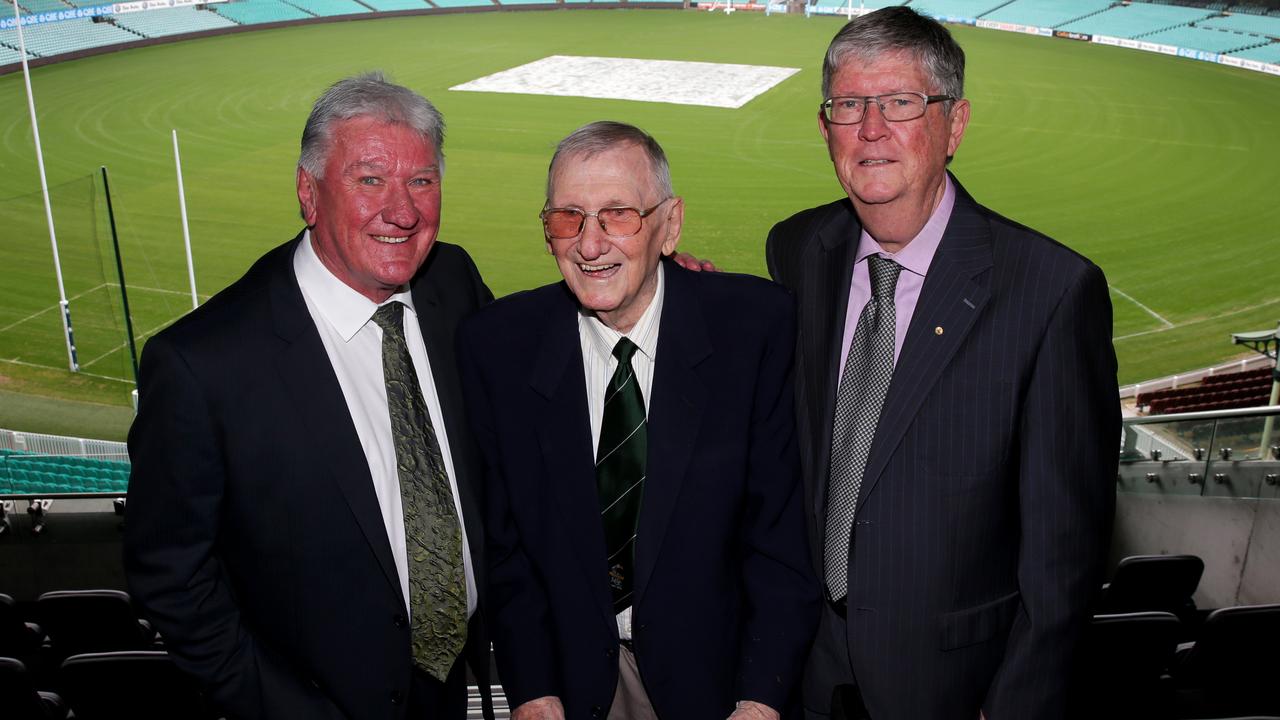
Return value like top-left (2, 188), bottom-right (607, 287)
top-left (372, 235), bottom-right (409, 244)
top-left (578, 262), bottom-right (620, 276)
top-left (859, 159), bottom-right (894, 166)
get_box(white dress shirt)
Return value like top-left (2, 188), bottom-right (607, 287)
top-left (294, 232), bottom-right (477, 619)
top-left (578, 264), bottom-right (665, 640)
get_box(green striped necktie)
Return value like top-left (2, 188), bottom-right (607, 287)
top-left (596, 337), bottom-right (647, 614)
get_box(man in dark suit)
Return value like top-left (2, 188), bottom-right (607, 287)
top-left (123, 73), bottom-right (493, 720)
top-left (765, 9), bottom-right (1119, 719)
top-left (458, 122), bottom-right (818, 720)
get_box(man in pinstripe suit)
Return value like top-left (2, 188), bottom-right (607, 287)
top-left (765, 8), bottom-right (1120, 719)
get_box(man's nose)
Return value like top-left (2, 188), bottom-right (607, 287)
top-left (381, 187), bottom-right (419, 228)
top-left (576, 215), bottom-right (609, 260)
top-left (858, 102), bottom-right (891, 142)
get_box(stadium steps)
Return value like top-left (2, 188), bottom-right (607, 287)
top-left (108, 19), bottom-right (149, 40)
top-left (15, 0), bottom-right (73, 14)
top-left (975, 0), bottom-right (1019, 19)
top-left (1049, 2), bottom-right (1119, 30)
top-left (1133, 15), bottom-right (1224, 40)
top-left (357, 0), bottom-right (433, 9)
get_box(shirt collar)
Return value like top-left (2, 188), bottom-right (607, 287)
top-left (854, 173), bottom-right (955, 278)
top-left (294, 229), bottom-right (419, 342)
top-left (581, 262), bottom-right (664, 364)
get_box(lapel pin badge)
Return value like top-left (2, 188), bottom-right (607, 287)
top-left (935, 326), bottom-right (944, 336)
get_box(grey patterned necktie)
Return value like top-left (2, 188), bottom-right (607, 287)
top-left (371, 302), bottom-right (467, 682)
top-left (824, 255), bottom-right (902, 603)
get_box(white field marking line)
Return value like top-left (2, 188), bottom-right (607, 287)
top-left (1109, 286), bottom-right (1174, 329)
top-left (0, 284), bottom-right (108, 334)
top-left (0, 284), bottom-right (207, 337)
top-left (0, 357), bottom-right (134, 384)
top-left (1113, 296), bottom-right (1280, 342)
top-left (79, 316), bottom-right (180, 370)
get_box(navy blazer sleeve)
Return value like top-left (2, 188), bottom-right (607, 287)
top-left (124, 335), bottom-right (345, 720)
top-left (985, 262), bottom-right (1118, 718)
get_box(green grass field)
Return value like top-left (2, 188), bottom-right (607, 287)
top-left (0, 9), bottom-right (1277, 440)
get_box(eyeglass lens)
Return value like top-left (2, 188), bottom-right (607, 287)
top-left (826, 93), bottom-right (929, 124)
top-left (544, 207), bottom-right (644, 239)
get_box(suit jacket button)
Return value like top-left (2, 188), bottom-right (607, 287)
top-left (591, 706), bottom-right (603, 718)
top-left (605, 647), bottom-right (616, 659)
top-left (393, 614), bottom-right (406, 628)
top-left (390, 690), bottom-right (403, 705)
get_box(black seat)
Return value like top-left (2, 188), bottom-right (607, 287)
top-left (1098, 554), bottom-right (1204, 622)
top-left (1070, 611), bottom-right (1180, 719)
top-left (37, 590), bottom-right (155, 662)
top-left (0, 656), bottom-right (68, 720)
top-left (59, 650), bottom-right (216, 720)
top-left (1173, 604), bottom-right (1280, 718)
top-left (0, 593), bottom-right (44, 663)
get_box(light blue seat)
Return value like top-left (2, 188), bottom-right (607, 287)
top-left (1058, 3), bottom-right (1217, 38)
top-left (289, 0), bottom-right (369, 17)
top-left (113, 7), bottom-right (239, 38)
top-left (1200, 11), bottom-right (1280, 38)
top-left (1228, 42), bottom-right (1280, 61)
top-left (983, 0), bottom-right (1113, 28)
top-left (908, 0), bottom-right (1004, 20)
top-left (213, 0), bottom-right (314, 25)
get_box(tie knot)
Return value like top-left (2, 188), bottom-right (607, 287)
top-left (867, 256), bottom-right (902, 299)
top-left (371, 302), bottom-right (404, 333)
top-left (612, 337), bottom-right (640, 366)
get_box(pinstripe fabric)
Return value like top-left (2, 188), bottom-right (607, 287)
top-left (766, 174), bottom-right (1120, 720)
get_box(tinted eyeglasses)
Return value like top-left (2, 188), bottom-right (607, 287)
top-left (540, 199), bottom-right (670, 240)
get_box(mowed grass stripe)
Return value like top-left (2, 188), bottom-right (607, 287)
top-left (0, 11), bottom-right (1275, 418)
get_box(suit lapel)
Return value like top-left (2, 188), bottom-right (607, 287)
top-left (635, 262), bottom-right (710, 607)
top-left (855, 184), bottom-right (994, 510)
top-left (268, 234), bottom-right (403, 605)
top-left (810, 206), bottom-right (861, 531)
top-left (528, 286), bottom-right (617, 632)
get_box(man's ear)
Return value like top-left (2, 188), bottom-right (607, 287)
top-left (297, 166), bottom-right (319, 226)
top-left (660, 197), bottom-right (684, 257)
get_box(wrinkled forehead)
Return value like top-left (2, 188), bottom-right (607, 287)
top-left (548, 144), bottom-right (661, 202)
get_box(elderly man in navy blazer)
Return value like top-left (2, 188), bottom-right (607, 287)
top-left (766, 8), bottom-right (1120, 720)
top-left (458, 121), bottom-right (818, 720)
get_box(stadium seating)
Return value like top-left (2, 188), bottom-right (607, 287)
top-left (1071, 612), bottom-right (1181, 720)
top-left (1231, 41), bottom-right (1280, 61)
top-left (1201, 11), bottom-right (1280, 37)
top-left (1097, 554), bottom-right (1203, 624)
top-left (58, 651), bottom-right (218, 720)
top-left (1173, 604), bottom-right (1280, 718)
top-left (36, 590), bottom-right (156, 664)
top-left (112, 7), bottom-right (239, 38)
top-left (358, 0), bottom-right (431, 10)
top-left (0, 593), bottom-right (44, 666)
top-left (15, 0), bottom-right (69, 14)
top-left (907, 0), bottom-right (1006, 19)
top-left (1058, 3), bottom-right (1219, 38)
top-left (0, 43), bottom-right (32, 64)
top-left (213, 0), bottom-right (314, 25)
top-left (289, 0), bottom-right (370, 17)
top-left (430, 0), bottom-right (496, 7)
top-left (0, 657), bottom-right (68, 720)
top-left (813, 0), bottom-right (902, 9)
top-left (0, 451), bottom-right (130, 495)
top-left (981, 0), bottom-right (1115, 28)
top-left (1137, 366), bottom-right (1274, 414)
top-left (0, 18), bottom-right (141, 58)
top-left (1143, 25), bottom-right (1263, 53)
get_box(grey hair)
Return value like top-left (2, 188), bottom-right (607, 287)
top-left (546, 121), bottom-right (674, 201)
top-left (822, 7), bottom-right (965, 105)
top-left (298, 71), bottom-right (445, 178)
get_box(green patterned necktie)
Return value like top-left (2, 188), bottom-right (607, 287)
top-left (596, 337), bottom-right (647, 614)
top-left (371, 301), bottom-right (467, 682)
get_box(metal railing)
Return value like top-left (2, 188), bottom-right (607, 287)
top-left (1119, 405), bottom-right (1280, 499)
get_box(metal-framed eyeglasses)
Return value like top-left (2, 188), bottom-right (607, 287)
top-left (540, 199), bottom-right (670, 240)
top-left (821, 92), bottom-right (954, 125)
